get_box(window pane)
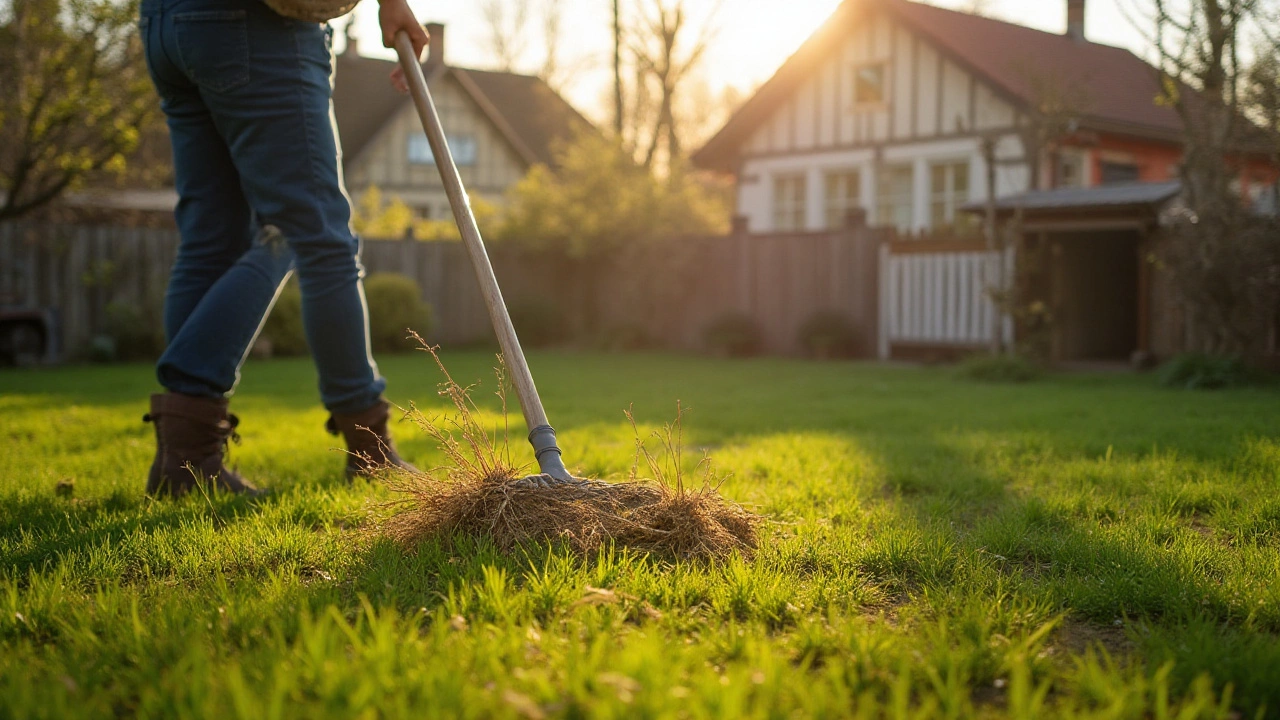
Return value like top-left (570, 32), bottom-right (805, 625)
top-left (1100, 162), bottom-right (1140, 185)
top-left (823, 171), bottom-right (863, 229)
top-left (773, 175), bottom-right (807, 231)
top-left (451, 135), bottom-right (477, 166)
top-left (408, 134), bottom-right (476, 166)
top-left (952, 163), bottom-right (969, 195)
top-left (407, 135), bottom-right (434, 165)
top-left (931, 165), bottom-right (947, 194)
top-left (855, 65), bottom-right (884, 104)
top-left (876, 164), bottom-right (913, 231)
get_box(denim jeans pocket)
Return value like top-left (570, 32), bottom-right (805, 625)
top-left (174, 10), bottom-right (251, 93)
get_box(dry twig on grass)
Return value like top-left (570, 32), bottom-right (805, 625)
top-left (380, 345), bottom-right (759, 561)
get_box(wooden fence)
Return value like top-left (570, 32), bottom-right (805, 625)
top-left (1, 222), bottom-right (889, 360)
top-left (1, 223), bottom-right (180, 358)
top-left (877, 239), bottom-right (1014, 359)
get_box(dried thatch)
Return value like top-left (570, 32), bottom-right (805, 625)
top-left (380, 350), bottom-right (759, 561)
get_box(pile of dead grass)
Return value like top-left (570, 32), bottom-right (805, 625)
top-left (381, 347), bottom-right (759, 561)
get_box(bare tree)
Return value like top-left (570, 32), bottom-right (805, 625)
top-left (480, 0), bottom-right (587, 92)
top-left (1244, 32), bottom-right (1280, 177)
top-left (480, 0), bottom-right (531, 73)
top-left (629, 0), bottom-right (721, 172)
top-left (539, 0), bottom-right (564, 86)
top-left (1016, 70), bottom-right (1095, 191)
top-left (1140, 0), bottom-right (1280, 355)
top-left (613, 0), bottom-right (625, 136)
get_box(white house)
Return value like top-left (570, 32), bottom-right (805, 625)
top-left (692, 0), bottom-right (1265, 236)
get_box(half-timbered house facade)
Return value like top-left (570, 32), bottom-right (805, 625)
top-left (694, 0), bottom-right (1276, 235)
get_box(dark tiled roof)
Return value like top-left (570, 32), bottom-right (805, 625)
top-left (695, 0), bottom-right (1187, 170)
top-left (333, 53), bottom-right (411, 166)
top-left (962, 181), bottom-right (1182, 213)
top-left (332, 53), bottom-right (590, 170)
top-left (454, 68), bottom-right (591, 167)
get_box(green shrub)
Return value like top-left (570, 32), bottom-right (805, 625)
top-left (702, 312), bottom-right (762, 357)
top-left (1157, 353), bottom-right (1264, 390)
top-left (797, 310), bottom-right (860, 359)
top-left (957, 353), bottom-right (1043, 383)
top-left (364, 273), bottom-right (433, 353)
top-left (509, 298), bottom-right (569, 348)
top-left (258, 279), bottom-right (309, 357)
top-left (95, 301), bottom-right (163, 362)
top-left (264, 281), bottom-right (308, 356)
top-left (596, 323), bottom-right (654, 352)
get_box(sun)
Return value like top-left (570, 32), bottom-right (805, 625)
top-left (704, 0), bottom-right (845, 92)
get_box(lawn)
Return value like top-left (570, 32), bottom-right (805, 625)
top-left (2, 352), bottom-right (1279, 718)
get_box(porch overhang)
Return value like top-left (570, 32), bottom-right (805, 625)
top-left (962, 181), bottom-right (1182, 232)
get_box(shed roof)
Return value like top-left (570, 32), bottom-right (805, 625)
top-left (962, 181), bottom-right (1183, 214)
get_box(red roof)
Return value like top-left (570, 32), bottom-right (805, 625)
top-left (694, 0), bottom-right (1182, 171)
top-left (891, 0), bottom-right (1178, 135)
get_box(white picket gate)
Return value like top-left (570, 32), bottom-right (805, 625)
top-left (877, 241), bottom-right (1014, 359)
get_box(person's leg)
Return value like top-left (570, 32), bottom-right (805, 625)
top-left (144, 0), bottom-right (295, 399)
top-left (162, 0), bottom-right (412, 478)
top-left (193, 3), bottom-right (385, 414)
top-left (139, 0), bottom-right (290, 495)
top-left (156, 230), bottom-right (295, 398)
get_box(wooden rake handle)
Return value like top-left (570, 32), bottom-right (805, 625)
top-left (393, 31), bottom-right (571, 481)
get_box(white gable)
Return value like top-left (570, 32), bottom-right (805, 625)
top-left (734, 9), bottom-right (1031, 235)
top-left (743, 10), bottom-right (1020, 155)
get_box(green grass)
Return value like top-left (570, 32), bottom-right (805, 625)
top-left (2, 352), bottom-right (1279, 718)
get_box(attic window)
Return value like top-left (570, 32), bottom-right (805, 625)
top-left (854, 64), bottom-right (885, 106)
top-left (407, 133), bottom-right (477, 167)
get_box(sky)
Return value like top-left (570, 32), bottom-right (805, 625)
top-left (338, 0), bottom-right (1154, 123)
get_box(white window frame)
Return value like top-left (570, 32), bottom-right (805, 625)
top-left (1056, 151), bottom-right (1086, 189)
top-left (772, 174), bottom-right (808, 232)
top-left (929, 160), bottom-right (970, 229)
top-left (853, 64), bottom-right (886, 107)
top-left (408, 133), bottom-right (478, 167)
top-left (824, 170), bottom-right (863, 229)
top-left (876, 163), bottom-right (914, 232)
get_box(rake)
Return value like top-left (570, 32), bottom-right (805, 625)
top-left (393, 31), bottom-right (594, 489)
top-left (384, 32), bottom-right (760, 560)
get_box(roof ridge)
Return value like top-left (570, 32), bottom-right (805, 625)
top-left (895, 0), bottom-right (1137, 53)
top-left (336, 52), bottom-right (544, 81)
top-left (449, 67), bottom-right (541, 165)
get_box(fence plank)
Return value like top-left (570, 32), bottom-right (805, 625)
top-left (878, 243), bottom-right (890, 358)
top-left (0, 224), bottom-right (12, 303)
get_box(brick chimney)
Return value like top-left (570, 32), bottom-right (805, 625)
top-left (426, 23), bottom-right (445, 68)
top-left (1066, 0), bottom-right (1086, 43)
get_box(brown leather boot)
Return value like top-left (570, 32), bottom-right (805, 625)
top-left (325, 399), bottom-right (418, 479)
top-left (143, 393), bottom-right (263, 497)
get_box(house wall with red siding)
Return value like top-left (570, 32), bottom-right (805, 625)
top-left (1062, 133), bottom-right (1277, 198)
top-left (1085, 134), bottom-right (1183, 185)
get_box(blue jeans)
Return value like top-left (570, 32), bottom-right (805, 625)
top-left (139, 0), bottom-right (385, 414)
